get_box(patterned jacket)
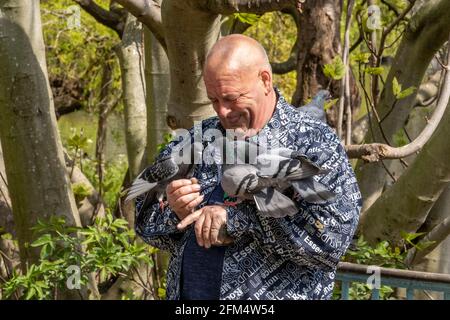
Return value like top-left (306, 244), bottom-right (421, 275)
top-left (135, 90), bottom-right (362, 300)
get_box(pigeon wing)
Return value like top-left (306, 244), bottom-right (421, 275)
top-left (253, 187), bottom-right (299, 218)
top-left (291, 178), bottom-right (335, 204)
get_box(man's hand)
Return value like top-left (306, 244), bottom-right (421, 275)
top-left (166, 178), bottom-right (204, 220)
top-left (177, 205), bottom-right (233, 248)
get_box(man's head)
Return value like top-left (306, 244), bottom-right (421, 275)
top-left (204, 34), bottom-right (276, 137)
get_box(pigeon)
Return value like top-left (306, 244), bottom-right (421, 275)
top-left (124, 137), bottom-right (203, 213)
top-left (220, 147), bottom-right (335, 218)
top-left (300, 90), bottom-right (331, 122)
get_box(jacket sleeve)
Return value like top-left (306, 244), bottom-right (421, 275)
top-left (226, 121), bottom-right (362, 271)
top-left (133, 133), bottom-right (192, 252)
top-left (135, 195), bottom-right (184, 252)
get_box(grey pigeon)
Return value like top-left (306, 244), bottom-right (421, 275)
top-left (300, 90), bottom-right (331, 122)
top-left (124, 138), bottom-right (203, 213)
top-left (221, 147), bottom-right (335, 218)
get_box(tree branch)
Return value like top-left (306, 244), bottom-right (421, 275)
top-left (377, 0), bottom-right (416, 64)
top-left (73, 0), bottom-right (124, 37)
top-left (405, 204), bottom-right (450, 266)
top-left (337, 0), bottom-right (355, 139)
top-left (203, 0), bottom-right (300, 15)
top-left (346, 36), bottom-right (450, 162)
top-left (271, 38), bottom-right (298, 74)
top-left (380, 0), bottom-right (400, 17)
top-left (114, 0), bottom-right (166, 50)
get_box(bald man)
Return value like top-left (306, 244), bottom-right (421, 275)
top-left (135, 34), bottom-right (361, 300)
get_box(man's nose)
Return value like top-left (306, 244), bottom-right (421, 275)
top-left (216, 102), bottom-right (232, 118)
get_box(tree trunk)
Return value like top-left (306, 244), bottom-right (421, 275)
top-left (161, 0), bottom-right (220, 129)
top-left (355, 0), bottom-right (450, 214)
top-left (360, 99), bottom-right (450, 245)
top-left (144, 27), bottom-right (171, 163)
top-left (116, 13), bottom-right (147, 179)
top-left (0, 142), bottom-right (14, 236)
top-left (95, 59), bottom-right (114, 201)
top-left (0, 0), bottom-right (81, 266)
top-left (291, 0), bottom-right (360, 128)
top-left (292, 0), bottom-right (341, 106)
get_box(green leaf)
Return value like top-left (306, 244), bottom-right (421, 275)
top-left (323, 55), bottom-right (345, 80)
top-left (397, 86), bottom-right (416, 99)
top-left (31, 234), bottom-right (52, 247)
top-left (25, 287), bottom-right (36, 300)
top-left (1, 232), bottom-right (13, 240)
top-left (414, 240), bottom-right (436, 251)
top-left (72, 182), bottom-right (92, 202)
top-left (233, 13), bottom-right (261, 25)
top-left (365, 66), bottom-right (384, 75)
top-left (158, 287), bottom-right (166, 299)
top-left (353, 52), bottom-right (371, 64)
top-left (392, 77), bottom-right (401, 97)
top-left (324, 98), bottom-right (339, 111)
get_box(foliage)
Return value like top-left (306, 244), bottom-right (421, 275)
top-left (334, 230), bottom-right (438, 300)
top-left (323, 55), bottom-right (346, 81)
top-left (72, 182), bottom-right (92, 204)
top-left (333, 236), bottom-right (406, 300)
top-left (157, 132), bottom-right (175, 153)
top-left (64, 127), bottom-right (127, 210)
top-left (245, 12), bottom-right (297, 100)
top-left (41, 0), bottom-right (123, 113)
top-left (81, 155), bottom-right (128, 210)
top-left (392, 77), bottom-right (417, 100)
top-left (0, 214), bottom-right (155, 300)
top-left (400, 231), bottom-right (436, 252)
top-left (233, 13), bottom-right (261, 25)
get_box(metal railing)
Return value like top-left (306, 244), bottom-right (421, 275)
top-left (335, 262), bottom-right (450, 300)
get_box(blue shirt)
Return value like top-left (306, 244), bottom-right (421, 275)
top-left (180, 184), bottom-right (226, 300)
top-left (135, 89), bottom-right (362, 300)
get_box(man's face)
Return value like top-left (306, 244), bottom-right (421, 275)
top-left (204, 67), bottom-right (267, 137)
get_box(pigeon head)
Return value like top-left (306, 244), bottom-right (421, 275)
top-left (313, 90), bottom-right (331, 103)
top-left (221, 164), bottom-right (259, 198)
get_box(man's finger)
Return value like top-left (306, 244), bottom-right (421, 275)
top-left (166, 179), bottom-right (194, 194)
top-left (202, 213), bottom-right (212, 249)
top-left (194, 214), bottom-right (206, 247)
top-left (183, 194), bottom-right (205, 211)
top-left (173, 192), bottom-right (200, 208)
top-left (177, 208), bottom-right (203, 230)
top-left (210, 224), bottom-right (220, 246)
top-left (171, 183), bottom-right (201, 199)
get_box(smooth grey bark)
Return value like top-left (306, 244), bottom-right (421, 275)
top-left (0, 142), bottom-right (14, 236)
top-left (161, 0), bottom-right (220, 129)
top-left (0, 0), bottom-right (81, 265)
top-left (116, 13), bottom-right (147, 179)
top-left (355, 0), bottom-right (450, 214)
top-left (404, 184), bottom-right (450, 266)
top-left (144, 27), bottom-right (170, 163)
top-left (118, 0), bottom-right (299, 130)
top-left (360, 97), bottom-right (450, 245)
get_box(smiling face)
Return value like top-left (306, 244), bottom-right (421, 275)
top-left (203, 35), bottom-right (276, 137)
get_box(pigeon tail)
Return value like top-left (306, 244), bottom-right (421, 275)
top-left (124, 179), bottom-right (158, 202)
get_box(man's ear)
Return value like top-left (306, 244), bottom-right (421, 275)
top-left (259, 69), bottom-right (272, 95)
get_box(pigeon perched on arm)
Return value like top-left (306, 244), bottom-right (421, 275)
top-left (299, 90), bottom-right (331, 122)
top-left (220, 148), bottom-right (335, 218)
top-left (124, 140), bottom-right (203, 213)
